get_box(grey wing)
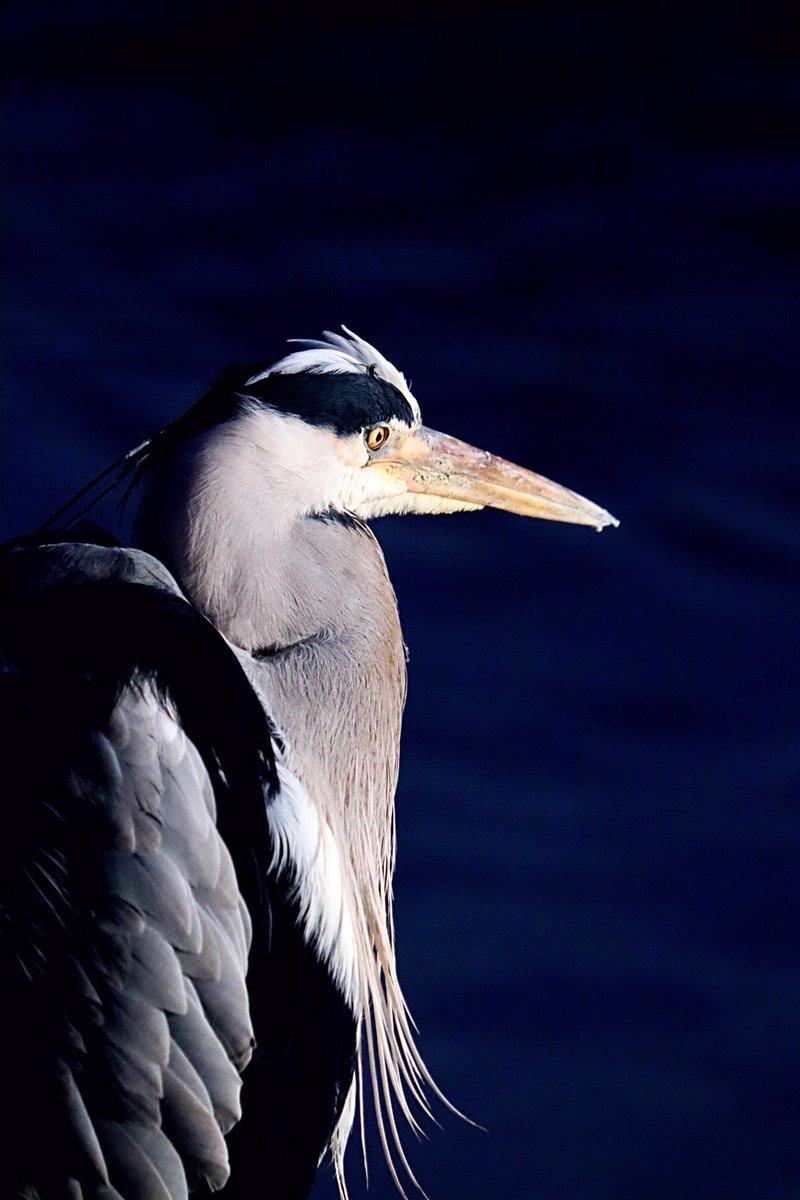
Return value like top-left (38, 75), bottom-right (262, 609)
top-left (0, 537), bottom-right (357, 1200)
top-left (4, 683), bottom-right (253, 1200)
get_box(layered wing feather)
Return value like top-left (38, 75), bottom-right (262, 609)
top-left (0, 540), bottom-right (278, 1198)
top-left (0, 538), bottom-right (357, 1200)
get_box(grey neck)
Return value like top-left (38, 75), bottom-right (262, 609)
top-left (133, 431), bottom-right (408, 846)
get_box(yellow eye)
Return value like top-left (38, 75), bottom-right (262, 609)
top-left (366, 425), bottom-right (390, 452)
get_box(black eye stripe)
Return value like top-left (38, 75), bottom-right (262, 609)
top-left (243, 371), bottom-right (414, 436)
top-left (129, 363), bottom-right (415, 470)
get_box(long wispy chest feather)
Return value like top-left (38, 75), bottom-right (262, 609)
top-left (246, 526), bottom-right (447, 1196)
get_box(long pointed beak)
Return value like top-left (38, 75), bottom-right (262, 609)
top-left (385, 426), bottom-right (619, 530)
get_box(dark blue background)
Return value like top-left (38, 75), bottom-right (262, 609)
top-left (4, 5), bottom-right (798, 1198)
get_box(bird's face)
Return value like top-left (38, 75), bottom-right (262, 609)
top-left (239, 328), bottom-right (618, 530)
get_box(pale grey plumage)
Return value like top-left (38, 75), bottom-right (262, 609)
top-left (1, 530), bottom-right (261, 1198)
top-left (55, 681), bottom-right (249, 1196)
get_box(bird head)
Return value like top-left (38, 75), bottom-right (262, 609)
top-left (187, 326), bottom-right (618, 531)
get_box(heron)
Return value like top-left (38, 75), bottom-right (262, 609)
top-left (0, 328), bottom-right (617, 1200)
